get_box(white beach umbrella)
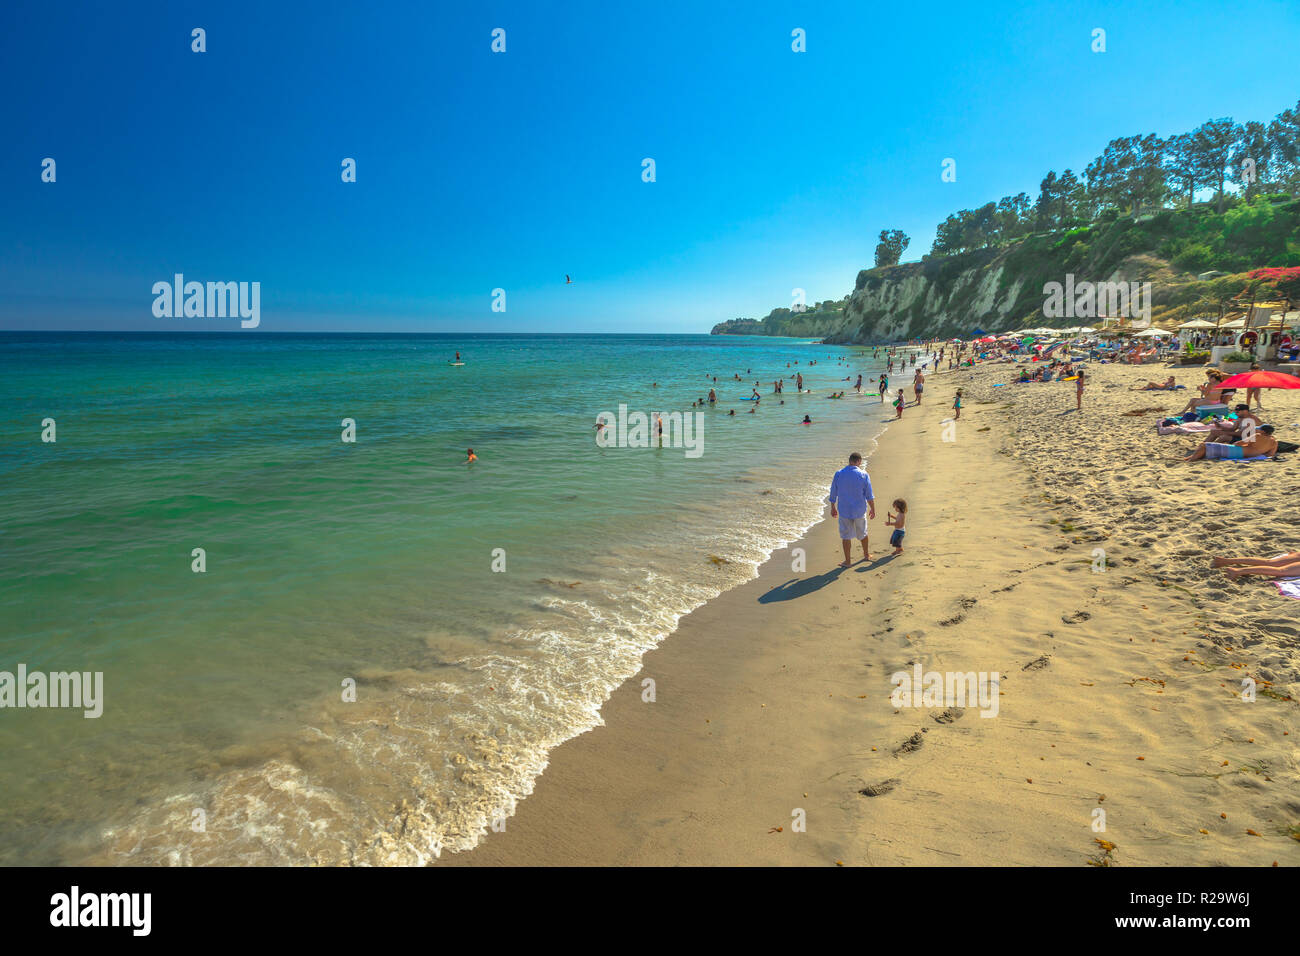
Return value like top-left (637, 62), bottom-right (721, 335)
top-left (1178, 319), bottom-right (1218, 329)
top-left (1134, 327), bottom-right (1172, 337)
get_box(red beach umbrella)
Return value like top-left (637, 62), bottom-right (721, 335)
top-left (1217, 370), bottom-right (1300, 390)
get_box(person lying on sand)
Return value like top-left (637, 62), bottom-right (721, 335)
top-left (1213, 552), bottom-right (1300, 580)
top-left (1183, 424), bottom-right (1277, 461)
top-left (1135, 376), bottom-right (1176, 390)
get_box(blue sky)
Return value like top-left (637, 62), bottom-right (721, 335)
top-left (2, 0), bottom-right (1298, 332)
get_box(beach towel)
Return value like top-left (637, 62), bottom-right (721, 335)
top-left (1222, 455), bottom-right (1276, 463)
top-left (1157, 422), bottom-right (1214, 435)
top-left (1274, 578), bottom-right (1300, 600)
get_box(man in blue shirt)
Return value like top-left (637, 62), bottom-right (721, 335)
top-left (827, 452), bottom-right (875, 567)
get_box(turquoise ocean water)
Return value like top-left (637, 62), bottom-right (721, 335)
top-left (0, 332), bottom-right (913, 865)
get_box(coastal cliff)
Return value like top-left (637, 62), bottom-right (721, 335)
top-left (711, 197), bottom-right (1300, 343)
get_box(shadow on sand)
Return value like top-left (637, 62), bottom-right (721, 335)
top-left (758, 553), bottom-right (899, 603)
top-left (855, 553), bottom-right (900, 572)
top-left (758, 568), bottom-right (845, 603)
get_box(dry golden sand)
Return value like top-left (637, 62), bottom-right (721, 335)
top-left (448, 358), bottom-right (1300, 867)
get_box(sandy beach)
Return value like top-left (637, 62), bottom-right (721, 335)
top-left (451, 359), bottom-right (1300, 867)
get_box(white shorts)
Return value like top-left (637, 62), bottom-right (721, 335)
top-left (837, 515), bottom-right (868, 540)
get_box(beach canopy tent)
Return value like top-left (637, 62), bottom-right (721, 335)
top-left (1217, 370), bottom-right (1300, 390)
top-left (1220, 318), bottom-right (1247, 329)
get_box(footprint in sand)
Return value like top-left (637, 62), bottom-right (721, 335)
top-left (1249, 617), bottom-right (1300, 638)
top-left (1062, 611), bottom-right (1091, 624)
top-left (1022, 655), bottom-right (1052, 671)
top-left (894, 730), bottom-right (927, 755)
top-left (859, 778), bottom-right (900, 797)
top-left (932, 707), bottom-right (964, 723)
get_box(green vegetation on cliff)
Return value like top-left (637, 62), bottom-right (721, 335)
top-left (712, 195), bottom-right (1300, 343)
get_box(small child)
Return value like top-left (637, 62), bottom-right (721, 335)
top-left (953, 388), bottom-right (963, 420)
top-left (893, 389), bottom-right (905, 418)
top-left (466, 448), bottom-right (477, 463)
top-left (886, 499), bottom-right (907, 554)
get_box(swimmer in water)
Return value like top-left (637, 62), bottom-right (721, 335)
top-left (801, 414), bottom-right (812, 424)
top-left (466, 448), bottom-right (477, 462)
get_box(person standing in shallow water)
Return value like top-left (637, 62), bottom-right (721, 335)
top-left (827, 452), bottom-right (875, 567)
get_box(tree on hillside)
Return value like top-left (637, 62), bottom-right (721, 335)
top-left (1084, 134), bottom-right (1164, 213)
top-left (1163, 132), bottom-right (1198, 208)
top-left (1084, 139), bottom-right (1128, 211)
top-left (1190, 118), bottom-right (1242, 213)
top-left (1232, 121), bottom-right (1273, 198)
top-left (1059, 169), bottom-right (1090, 223)
top-left (1034, 170), bottom-right (1061, 229)
top-left (932, 206), bottom-right (974, 255)
top-left (1126, 134), bottom-right (1166, 211)
top-left (1269, 100), bottom-right (1300, 193)
top-left (874, 229), bottom-right (910, 267)
top-left (1035, 169), bottom-right (1085, 228)
top-left (996, 193), bottom-right (1032, 239)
